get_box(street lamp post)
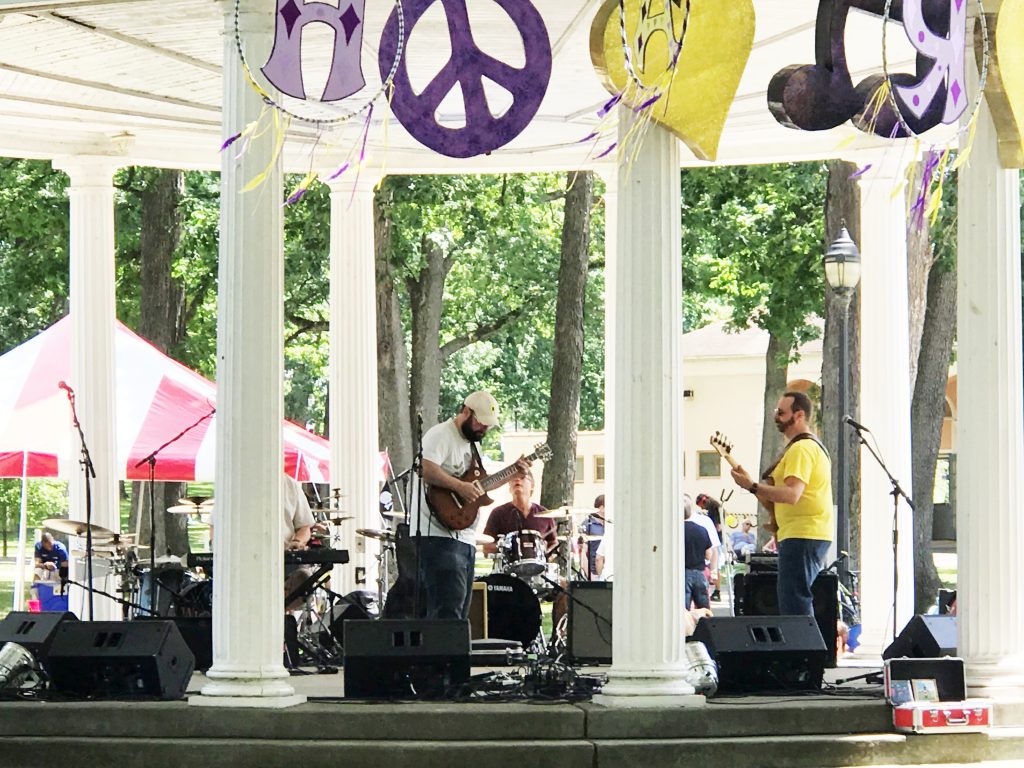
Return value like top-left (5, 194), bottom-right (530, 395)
top-left (824, 223), bottom-right (861, 587)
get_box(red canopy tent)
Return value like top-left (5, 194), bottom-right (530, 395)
top-left (0, 316), bottom-right (331, 482)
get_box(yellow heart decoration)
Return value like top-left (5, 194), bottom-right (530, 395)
top-left (980, 0), bottom-right (1024, 168)
top-left (590, 0), bottom-right (755, 161)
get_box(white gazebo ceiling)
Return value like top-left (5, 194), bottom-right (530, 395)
top-left (0, 0), bottom-right (938, 173)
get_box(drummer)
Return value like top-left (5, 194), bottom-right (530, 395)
top-left (482, 471), bottom-right (557, 557)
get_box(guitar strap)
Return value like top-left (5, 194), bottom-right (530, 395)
top-left (760, 432), bottom-right (831, 482)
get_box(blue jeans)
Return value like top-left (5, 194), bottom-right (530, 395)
top-left (777, 538), bottom-right (830, 616)
top-left (685, 568), bottom-right (710, 610)
top-left (414, 536), bottom-right (476, 619)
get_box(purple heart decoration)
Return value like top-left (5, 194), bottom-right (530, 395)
top-left (379, 0), bottom-right (552, 158)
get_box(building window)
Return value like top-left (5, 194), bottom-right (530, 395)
top-left (697, 450), bottom-right (721, 478)
top-left (575, 455), bottom-right (585, 483)
top-left (594, 455), bottom-right (605, 482)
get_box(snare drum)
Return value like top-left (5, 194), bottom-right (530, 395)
top-left (503, 530), bottom-right (547, 578)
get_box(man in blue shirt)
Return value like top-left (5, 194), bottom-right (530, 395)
top-left (34, 532), bottom-right (69, 593)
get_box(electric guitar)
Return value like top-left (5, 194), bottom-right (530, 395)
top-left (426, 443), bottom-right (553, 531)
top-left (709, 431), bottom-right (778, 535)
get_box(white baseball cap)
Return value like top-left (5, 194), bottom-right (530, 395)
top-left (463, 390), bottom-right (500, 427)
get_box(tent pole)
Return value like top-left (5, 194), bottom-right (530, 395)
top-left (13, 452), bottom-right (29, 611)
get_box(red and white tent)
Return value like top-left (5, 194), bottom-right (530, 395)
top-left (0, 317), bottom-right (331, 483)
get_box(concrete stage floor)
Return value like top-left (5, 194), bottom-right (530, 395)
top-left (2, 659), bottom-right (1024, 768)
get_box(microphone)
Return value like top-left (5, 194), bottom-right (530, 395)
top-left (843, 415), bottom-right (869, 432)
top-left (58, 381), bottom-right (74, 396)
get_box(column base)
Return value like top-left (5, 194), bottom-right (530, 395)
top-left (193, 663), bottom-right (302, 707)
top-left (598, 667), bottom-right (701, 703)
top-left (967, 657), bottom-right (1024, 701)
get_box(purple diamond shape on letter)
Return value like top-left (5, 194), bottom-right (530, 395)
top-left (279, 0), bottom-right (301, 37)
top-left (340, 4), bottom-right (362, 45)
top-left (951, 80), bottom-right (961, 106)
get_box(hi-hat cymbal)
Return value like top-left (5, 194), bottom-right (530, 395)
top-left (177, 496), bottom-right (213, 506)
top-left (356, 528), bottom-right (395, 542)
top-left (328, 515), bottom-right (354, 524)
top-left (43, 518), bottom-right (116, 541)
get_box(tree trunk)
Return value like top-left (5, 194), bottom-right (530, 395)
top-left (757, 330), bottom-right (788, 547)
top-left (540, 172), bottom-right (593, 509)
top-left (375, 182), bottom-right (412, 475)
top-left (406, 239), bottom-right (452, 432)
top-left (129, 169), bottom-right (188, 557)
top-left (911, 265), bottom-right (955, 613)
top-left (906, 160), bottom-right (932, 391)
top-left (822, 160), bottom-right (862, 571)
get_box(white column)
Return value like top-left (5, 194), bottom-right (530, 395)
top-left (194, 0), bottom-right (301, 707)
top-left (327, 174), bottom-right (382, 595)
top-left (53, 155), bottom-right (121, 622)
top-left (599, 167), bottom-right (617, 576)
top-left (597, 116), bottom-right (698, 703)
top-left (854, 153), bottom-right (916, 654)
top-left (956, 47), bottom-right (1024, 696)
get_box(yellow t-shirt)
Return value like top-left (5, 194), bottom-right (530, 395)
top-left (770, 438), bottom-right (833, 542)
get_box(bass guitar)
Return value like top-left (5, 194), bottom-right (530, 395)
top-left (427, 442), bottom-right (553, 530)
top-left (709, 431), bottom-right (778, 535)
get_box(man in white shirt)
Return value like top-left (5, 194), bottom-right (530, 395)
top-left (685, 493), bottom-right (720, 598)
top-left (410, 391), bottom-right (530, 619)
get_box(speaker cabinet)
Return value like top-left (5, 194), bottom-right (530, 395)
top-left (48, 620), bottom-right (195, 700)
top-left (0, 611), bottom-right (77, 666)
top-left (692, 615), bottom-right (828, 692)
top-left (343, 619), bottom-right (470, 699)
top-left (568, 581), bottom-right (612, 664)
top-left (883, 614), bottom-right (957, 659)
top-left (733, 571), bottom-right (839, 667)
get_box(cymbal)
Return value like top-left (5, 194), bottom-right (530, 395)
top-left (167, 504), bottom-right (212, 515)
top-left (356, 527), bottom-right (395, 542)
top-left (43, 518), bottom-right (116, 541)
top-left (475, 532), bottom-right (495, 544)
top-left (155, 554), bottom-right (183, 565)
top-left (71, 548), bottom-right (116, 559)
top-left (534, 509), bottom-right (569, 519)
top-left (327, 516), bottom-right (354, 524)
top-left (381, 510), bottom-right (406, 519)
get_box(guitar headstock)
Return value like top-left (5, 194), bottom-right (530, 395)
top-left (533, 443), bottom-right (554, 463)
top-left (709, 431), bottom-right (733, 458)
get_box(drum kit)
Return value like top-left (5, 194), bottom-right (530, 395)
top-left (478, 506), bottom-right (603, 651)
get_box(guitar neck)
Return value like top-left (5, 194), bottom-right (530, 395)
top-left (480, 452), bottom-right (537, 492)
top-left (720, 452), bottom-right (739, 470)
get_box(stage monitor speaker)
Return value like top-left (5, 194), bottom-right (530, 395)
top-left (692, 615), bottom-right (828, 692)
top-left (344, 619), bottom-right (470, 699)
top-left (882, 614), bottom-right (957, 660)
top-left (0, 611), bottom-right (77, 666)
top-left (568, 581), bottom-right (612, 665)
top-left (48, 620), bottom-right (195, 700)
top-left (140, 615), bottom-right (212, 671)
top-left (733, 571), bottom-right (839, 667)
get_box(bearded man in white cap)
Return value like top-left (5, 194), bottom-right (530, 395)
top-left (407, 390), bottom-right (531, 619)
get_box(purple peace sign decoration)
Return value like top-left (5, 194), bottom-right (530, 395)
top-left (379, 0), bottom-right (552, 158)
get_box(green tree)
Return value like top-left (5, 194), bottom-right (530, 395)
top-left (0, 479), bottom-right (68, 556)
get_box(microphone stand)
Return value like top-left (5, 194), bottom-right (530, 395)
top-left (133, 405), bottom-right (215, 617)
top-left (847, 421), bottom-right (915, 643)
top-left (63, 384), bottom-right (97, 621)
top-left (412, 414), bottom-right (425, 619)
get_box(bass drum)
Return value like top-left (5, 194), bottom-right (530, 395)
top-left (478, 574), bottom-right (541, 649)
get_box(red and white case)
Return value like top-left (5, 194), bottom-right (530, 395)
top-left (892, 700), bottom-right (993, 733)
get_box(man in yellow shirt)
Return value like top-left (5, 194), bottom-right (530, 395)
top-left (729, 391), bottom-right (833, 616)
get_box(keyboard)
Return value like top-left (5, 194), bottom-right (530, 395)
top-left (186, 548), bottom-right (349, 569)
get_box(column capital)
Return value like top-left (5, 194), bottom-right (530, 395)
top-left (53, 156), bottom-right (122, 187)
top-left (323, 169), bottom-right (383, 199)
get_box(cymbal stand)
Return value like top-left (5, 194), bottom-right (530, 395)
top-left (374, 538), bottom-right (395, 607)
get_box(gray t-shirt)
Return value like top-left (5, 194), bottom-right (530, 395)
top-left (411, 418), bottom-right (478, 546)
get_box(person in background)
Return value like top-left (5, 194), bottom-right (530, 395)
top-left (730, 519), bottom-right (757, 559)
top-left (582, 494), bottom-right (606, 579)
top-left (33, 532), bottom-right (69, 596)
top-left (684, 497), bottom-right (713, 610)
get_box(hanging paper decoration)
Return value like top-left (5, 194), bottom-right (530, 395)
top-left (590, 0), bottom-right (755, 162)
top-left (378, 0), bottom-right (552, 159)
top-left (768, 0), bottom-right (983, 139)
top-left (262, 0), bottom-right (368, 101)
top-left (978, 0), bottom-right (1024, 168)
